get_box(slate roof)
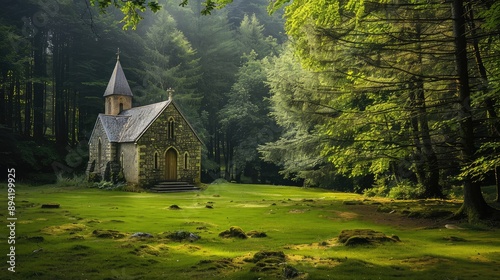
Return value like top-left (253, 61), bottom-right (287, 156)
top-left (97, 100), bottom-right (170, 143)
top-left (95, 100), bottom-right (202, 144)
top-left (103, 59), bottom-right (133, 97)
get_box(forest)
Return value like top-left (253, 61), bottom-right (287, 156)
top-left (2, 0), bottom-right (500, 221)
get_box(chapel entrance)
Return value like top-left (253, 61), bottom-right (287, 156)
top-left (165, 148), bottom-right (177, 181)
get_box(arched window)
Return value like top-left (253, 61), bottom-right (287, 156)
top-left (168, 117), bottom-right (175, 139)
top-left (119, 103), bottom-right (124, 113)
top-left (184, 152), bottom-right (189, 169)
top-left (97, 138), bottom-right (102, 168)
top-left (154, 152), bottom-right (159, 169)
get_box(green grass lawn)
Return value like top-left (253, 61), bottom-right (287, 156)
top-left (1, 183), bottom-right (499, 279)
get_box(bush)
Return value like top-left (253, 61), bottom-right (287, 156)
top-left (363, 185), bottom-right (390, 197)
top-left (55, 174), bottom-right (92, 188)
top-left (93, 180), bottom-right (125, 190)
top-left (211, 178), bottom-right (228, 185)
top-left (444, 185), bottom-right (463, 200)
top-left (364, 176), bottom-right (390, 197)
top-left (388, 181), bottom-right (423, 200)
top-left (364, 177), bottom-right (423, 200)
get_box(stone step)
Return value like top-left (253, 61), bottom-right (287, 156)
top-left (150, 181), bottom-right (200, 193)
top-left (156, 181), bottom-right (190, 185)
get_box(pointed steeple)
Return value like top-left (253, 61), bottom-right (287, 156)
top-left (104, 49), bottom-right (133, 115)
top-left (103, 49), bottom-right (133, 97)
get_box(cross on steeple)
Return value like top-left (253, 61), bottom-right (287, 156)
top-left (167, 88), bottom-right (174, 101)
top-left (116, 48), bottom-right (120, 60)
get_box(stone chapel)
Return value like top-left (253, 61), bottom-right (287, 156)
top-left (86, 55), bottom-right (202, 186)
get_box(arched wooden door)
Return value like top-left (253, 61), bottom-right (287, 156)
top-left (165, 148), bottom-right (177, 181)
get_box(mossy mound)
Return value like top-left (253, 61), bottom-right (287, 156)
top-left (131, 244), bottom-right (168, 257)
top-left (165, 230), bottom-right (200, 242)
top-left (338, 229), bottom-right (400, 246)
top-left (24, 236), bottom-right (45, 242)
top-left (169, 205), bottom-right (181, 210)
top-left (248, 251), bottom-right (299, 278)
top-left (194, 258), bottom-right (237, 272)
top-left (247, 230), bottom-right (267, 238)
top-left (252, 251), bottom-right (286, 263)
top-left (92, 229), bottom-right (126, 239)
top-left (219, 226), bottom-right (248, 239)
top-left (41, 203), bottom-right (60, 209)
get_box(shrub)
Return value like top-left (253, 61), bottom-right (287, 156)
top-left (444, 185), bottom-right (463, 200)
top-left (93, 180), bottom-right (125, 190)
top-left (388, 181), bottom-right (424, 200)
top-left (364, 177), bottom-right (423, 200)
top-left (364, 176), bottom-right (390, 197)
top-left (55, 174), bottom-right (92, 188)
top-left (211, 178), bottom-right (228, 185)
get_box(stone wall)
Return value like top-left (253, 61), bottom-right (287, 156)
top-left (105, 95), bottom-right (132, 115)
top-left (86, 118), bottom-right (114, 180)
top-left (118, 143), bottom-right (139, 183)
top-left (136, 102), bottom-right (202, 186)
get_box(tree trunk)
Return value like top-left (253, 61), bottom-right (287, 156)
top-left (415, 78), bottom-right (442, 198)
top-left (6, 72), bottom-right (13, 129)
top-left (15, 76), bottom-right (22, 134)
top-left (466, 3), bottom-right (500, 201)
top-left (33, 30), bottom-right (46, 141)
top-left (24, 65), bottom-right (33, 137)
top-left (452, 0), bottom-right (493, 220)
top-left (0, 71), bottom-right (6, 125)
top-left (410, 15), bottom-right (443, 198)
top-left (54, 32), bottom-right (68, 148)
top-left (408, 81), bottom-right (426, 186)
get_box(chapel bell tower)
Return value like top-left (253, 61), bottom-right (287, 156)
top-left (103, 49), bottom-right (133, 115)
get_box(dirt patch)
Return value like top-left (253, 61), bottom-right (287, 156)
top-left (287, 254), bottom-right (345, 268)
top-left (323, 210), bottom-right (359, 221)
top-left (287, 238), bottom-right (339, 250)
top-left (345, 203), bottom-right (447, 229)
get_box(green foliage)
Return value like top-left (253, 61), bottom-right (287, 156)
top-left (365, 177), bottom-right (423, 200)
top-left (55, 174), bottom-right (93, 188)
top-left (93, 180), bottom-right (126, 190)
top-left (90, 0), bottom-right (161, 29)
top-left (135, 8), bottom-right (202, 118)
top-left (17, 141), bottom-right (59, 172)
top-left (387, 181), bottom-right (424, 200)
top-left (460, 142), bottom-right (500, 182)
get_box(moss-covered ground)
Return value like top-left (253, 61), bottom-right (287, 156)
top-left (1, 183), bottom-right (499, 279)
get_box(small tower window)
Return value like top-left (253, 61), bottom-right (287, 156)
top-left (184, 152), bottom-right (189, 169)
top-left (120, 152), bottom-right (124, 168)
top-left (119, 103), bottom-right (124, 113)
top-left (154, 152), bottom-right (159, 169)
top-left (168, 118), bottom-right (175, 139)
